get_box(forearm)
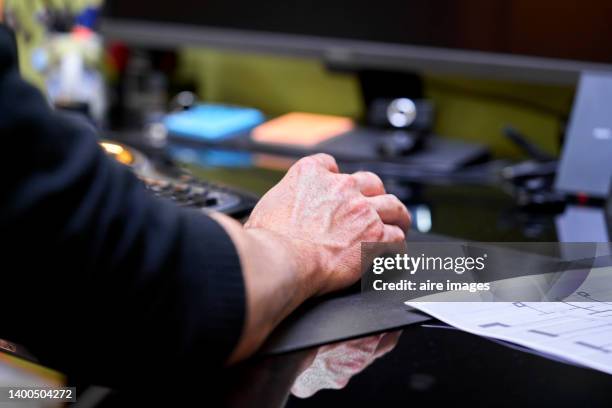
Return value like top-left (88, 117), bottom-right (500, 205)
top-left (210, 213), bottom-right (319, 363)
top-left (0, 27), bottom-right (247, 376)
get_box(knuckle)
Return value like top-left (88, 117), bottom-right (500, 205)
top-left (337, 174), bottom-right (357, 190)
top-left (387, 194), bottom-right (406, 211)
top-left (387, 225), bottom-right (404, 242)
top-left (365, 171), bottom-right (383, 184)
top-left (296, 156), bottom-right (316, 168)
top-left (386, 193), bottom-right (400, 203)
top-left (392, 229), bottom-right (406, 242)
top-left (397, 200), bottom-right (406, 214)
top-left (353, 196), bottom-right (370, 212)
top-left (312, 153), bottom-right (338, 169)
top-left (348, 196), bottom-right (374, 222)
top-left (372, 222), bottom-right (386, 241)
top-left (316, 153), bottom-right (335, 163)
top-left (398, 198), bottom-right (407, 209)
top-left (356, 171), bottom-right (384, 189)
top-left (355, 196), bottom-right (374, 214)
top-left (362, 217), bottom-right (385, 242)
top-left (292, 157), bottom-right (319, 175)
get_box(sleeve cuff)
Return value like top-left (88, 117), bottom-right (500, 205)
top-left (178, 210), bottom-right (246, 367)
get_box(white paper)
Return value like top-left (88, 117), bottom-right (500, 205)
top-left (406, 267), bottom-right (612, 375)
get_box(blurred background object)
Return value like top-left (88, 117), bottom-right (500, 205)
top-left (6, 0), bottom-right (580, 159)
top-left (5, 0), bottom-right (106, 123)
top-left (3, 0), bottom-right (610, 227)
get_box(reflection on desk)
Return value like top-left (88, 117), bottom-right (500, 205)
top-left (291, 331), bottom-right (401, 399)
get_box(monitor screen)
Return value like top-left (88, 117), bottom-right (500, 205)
top-left (103, 0), bottom-right (612, 83)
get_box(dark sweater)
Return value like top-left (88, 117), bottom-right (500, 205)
top-left (0, 24), bottom-right (245, 386)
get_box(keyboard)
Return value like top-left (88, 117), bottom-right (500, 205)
top-left (100, 140), bottom-right (256, 217)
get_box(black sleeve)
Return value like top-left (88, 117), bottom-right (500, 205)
top-left (0, 25), bottom-right (245, 385)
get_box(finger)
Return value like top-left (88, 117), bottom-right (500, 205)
top-left (369, 194), bottom-right (412, 232)
top-left (383, 224), bottom-right (406, 243)
top-left (351, 171), bottom-right (385, 196)
top-left (308, 153), bottom-right (339, 173)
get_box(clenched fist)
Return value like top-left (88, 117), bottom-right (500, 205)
top-left (245, 153), bottom-right (411, 295)
top-left (214, 153), bottom-right (411, 362)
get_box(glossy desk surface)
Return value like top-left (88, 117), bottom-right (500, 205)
top-left (189, 161), bottom-right (611, 408)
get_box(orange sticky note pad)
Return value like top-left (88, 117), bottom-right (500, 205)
top-left (252, 112), bottom-right (354, 147)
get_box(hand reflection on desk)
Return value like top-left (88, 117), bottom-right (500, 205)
top-left (291, 331), bottom-right (402, 398)
top-left (223, 330), bottom-right (402, 407)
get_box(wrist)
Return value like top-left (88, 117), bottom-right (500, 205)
top-left (244, 227), bottom-right (321, 301)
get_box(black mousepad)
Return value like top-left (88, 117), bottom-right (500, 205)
top-left (259, 232), bottom-right (454, 355)
top-left (259, 291), bottom-right (430, 355)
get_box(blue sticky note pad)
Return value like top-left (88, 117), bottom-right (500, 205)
top-left (164, 104), bottom-right (265, 141)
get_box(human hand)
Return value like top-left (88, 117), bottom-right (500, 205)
top-left (218, 154), bottom-right (410, 362)
top-left (245, 153), bottom-right (411, 296)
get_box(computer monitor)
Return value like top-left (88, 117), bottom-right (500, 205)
top-left (554, 71), bottom-right (612, 200)
top-left (102, 0), bottom-right (612, 84)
